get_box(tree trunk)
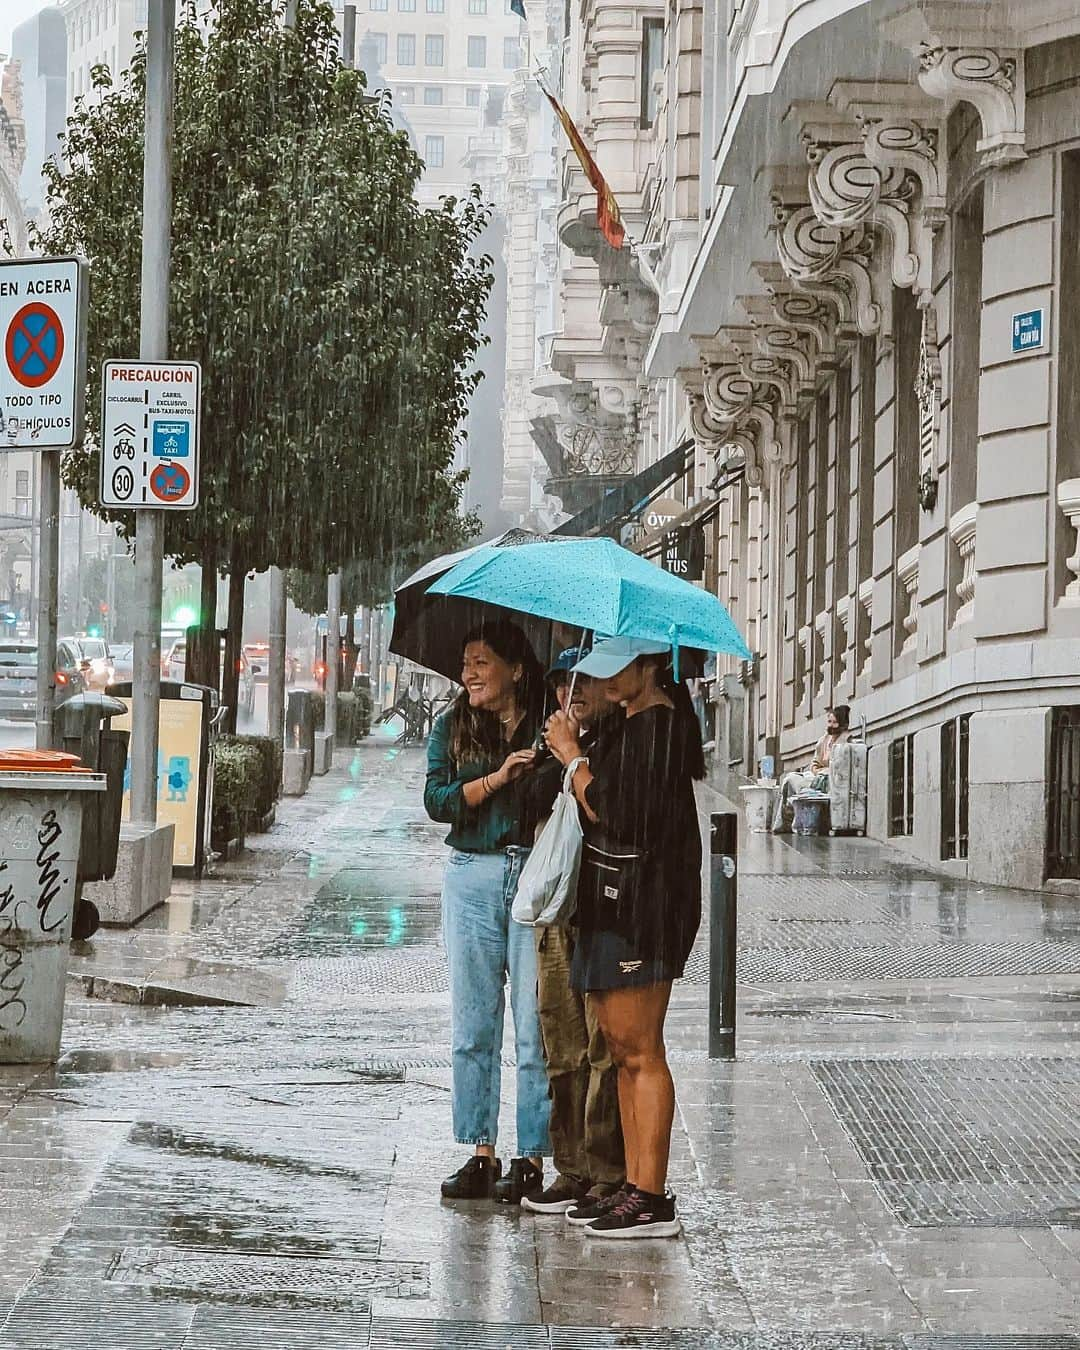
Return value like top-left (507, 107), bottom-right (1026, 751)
top-left (222, 566), bottom-right (245, 734)
top-left (188, 553), bottom-right (219, 689)
top-left (343, 608), bottom-right (358, 687)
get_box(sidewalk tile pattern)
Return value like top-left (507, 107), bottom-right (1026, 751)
top-left (813, 1059), bottom-right (1080, 1226)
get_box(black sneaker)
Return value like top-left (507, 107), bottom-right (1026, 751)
top-left (521, 1173), bottom-right (588, 1214)
top-left (587, 1186), bottom-right (681, 1239)
top-left (565, 1185), bottom-right (628, 1227)
top-left (493, 1156), bottom-right (543, 1205)
top-left (440, 1155), bottom-right (502, 1200)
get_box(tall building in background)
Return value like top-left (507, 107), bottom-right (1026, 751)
top-left (59, 0), bottom-right (143, 106)
top-left (11, 6), bottom-right (66, 218)
top-left (349, 0), bottom-right (522, 533)
top-left (0, 66), bottom-right (32, 628)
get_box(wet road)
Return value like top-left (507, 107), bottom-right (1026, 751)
top-left (2, 743), bottom-right (1080, 1346)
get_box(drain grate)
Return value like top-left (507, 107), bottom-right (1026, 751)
top-left (904, 1340), bottom-right (1080, 1350)
top-left (368, 1316), bottom-right (547, 1348)
top-left (814, 1058), bottom-right (1080, 1227)
top-left (111, 1246), bottom-right (423, 1302)
top-left (184, 1305), bottom-right (373, 1349)
top-left (290, 951), bottom-right (450, 1000)
top-left (548, 1331), bottom-right (720, 1348)
top-left (1, 1283), bottom-right (194, 1350)
top-left (687, 940), bottom-right (1080, 984)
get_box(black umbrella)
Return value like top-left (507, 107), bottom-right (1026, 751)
top-left (389, 529), bottom-right (579, 681)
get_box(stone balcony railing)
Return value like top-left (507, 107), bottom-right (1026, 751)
top-left (1058, 479), bottom-right (1080, 606)
top-left (857, 578), bottom-right (873, 679)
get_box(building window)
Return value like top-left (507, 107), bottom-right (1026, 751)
top-left (467, 35), bottom-right (486, 67)
top-left (465, 85), bottom-right (481, 106)
top-left (941, 715), bottom-right (971, 861)
top-left (398, 84), bottom-right (415, 102)
top-left (424, 33), bottom-right (444, 65)
top-left (468, 0), bottom-right (488, 11)
top-left (370, 0), bottom-right (388, 10)
top-left (371, 31), bottom-right (388, 62)
top-left (1049, 708), bottom-right (1080, 879)
top-left (399, 0), bottom-right (417, 9)
top-left (423, 85), bottom-right (443, 104)
top-left (397, 32), bottom-right (416, 63)
top-left (888, 734), bottom-right (915, 838)
top-left (425, 134), bottom-right (445, 168)
top-left (14, 470), bottom-right (31, 517)
top-left (503, 35), bottom-right (520, 69)
top-left (640, 16), bottom-right (663, 129)
top-left (426, 0), bottom-right (445, 11)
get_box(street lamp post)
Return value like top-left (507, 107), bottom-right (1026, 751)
top-left (130, 0), bottom-right (174, 823)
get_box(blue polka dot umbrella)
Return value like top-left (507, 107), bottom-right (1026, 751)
top-left (426, 535), bottom-right (751, 673)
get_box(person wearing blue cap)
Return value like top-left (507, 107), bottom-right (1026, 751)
top-left (544, 635), bottom-right (705, 1239)
top-left (519, 648), bottom-right (626, 1216)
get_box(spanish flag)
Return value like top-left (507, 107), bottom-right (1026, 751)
top-left (543, 85), bottom-right (625, 249)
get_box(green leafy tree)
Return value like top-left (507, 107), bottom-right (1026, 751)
top-left (32, 0), bottom-right (490, 720)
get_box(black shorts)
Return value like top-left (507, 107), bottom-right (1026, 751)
top-left (570, 927), bottom-right (686, 994)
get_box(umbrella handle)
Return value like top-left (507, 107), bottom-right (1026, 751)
top-left (565, 627), bottom-right (592, 705)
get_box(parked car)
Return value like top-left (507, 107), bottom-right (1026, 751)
top-left (0, 640), bottom-right (86, 721)
top-left (244, 642), bottom-right (269, 682)
top-left (109, 642), bottom-right (134, 683)
top-left (64, 636), bottom-right (115, 690)
top-left (165, 638), bottom-right (255, 717)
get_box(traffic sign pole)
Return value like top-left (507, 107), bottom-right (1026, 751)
top-left (34, 453), bottom-right (59, 749)
top-left (131, 0), bottom-right (174, 826)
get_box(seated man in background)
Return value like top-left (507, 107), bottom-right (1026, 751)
top-left (771, 704), bottom-right (850, 833)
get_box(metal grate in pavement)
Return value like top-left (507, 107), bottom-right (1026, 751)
top-left (684, 940), bottom-right (1080, 984)
top-left (369, 1317), bottom-right (547, 1348)
top-left (183, 1305), bottom-right (373, 1349)
top-left (548, 1331), bottom-right (722, 1348)
top-left (813, 1058), bottom-right (1080, 1227)
top-left (904, 1340), bottom-right (1080, 1350)
top-left (290, 951), bottom-right (450, 1000)
top-left (1, 1283), bottom-right (195, 1349)
top-left (111, 1246), bottom-right (422, 1302)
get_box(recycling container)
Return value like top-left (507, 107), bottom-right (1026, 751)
top-left (53, 692), bottom-right (129, 883)
top-left (0, 755), bottom-right (106, 1063)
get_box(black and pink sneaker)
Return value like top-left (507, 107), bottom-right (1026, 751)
top-left (586, 1186), bottom-right (681, 1239)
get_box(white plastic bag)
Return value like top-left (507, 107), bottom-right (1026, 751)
top-left (511, 759), bottom-right (585, 928)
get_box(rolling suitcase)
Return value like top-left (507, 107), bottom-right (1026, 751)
top-left (829, 738), bottom-right (868, 836)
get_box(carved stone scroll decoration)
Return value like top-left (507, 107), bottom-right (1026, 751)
top-left (917, 44), bottom-right (1025, 167)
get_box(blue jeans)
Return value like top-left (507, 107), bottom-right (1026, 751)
top-left (441, 847), bottom-right (551, 1156)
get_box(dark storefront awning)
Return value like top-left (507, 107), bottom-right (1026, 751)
top-left (553, 438), bottom-right (695, 537)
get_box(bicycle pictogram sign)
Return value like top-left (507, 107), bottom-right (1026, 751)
top-left (5, 302), bottom-right (65, 388)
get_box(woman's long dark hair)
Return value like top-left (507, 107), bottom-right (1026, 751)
top-left (658, 666), bottom-right (707, 781)
top-left (449, 621), bottom-right (544, 766)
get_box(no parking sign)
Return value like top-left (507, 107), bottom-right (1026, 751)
top-left (0, 256), bottom-right (88, 451)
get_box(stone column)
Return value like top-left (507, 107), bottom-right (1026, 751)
top-left (967, 707), bottom-right (1051, 891)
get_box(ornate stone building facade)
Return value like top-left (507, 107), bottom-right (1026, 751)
top-left (532, 0), bottom-right (1080, 890)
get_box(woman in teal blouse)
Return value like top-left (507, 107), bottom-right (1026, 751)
top-left (424, 620), bottom-right (551, 1204)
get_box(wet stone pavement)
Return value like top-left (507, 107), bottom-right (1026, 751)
top-left (3, 736), bottom-right (1080, 1347)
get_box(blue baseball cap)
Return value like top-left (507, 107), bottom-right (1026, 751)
top-left (571, 636), bottom-right (670, 678)
top-left (547, 646), bottom-right (586, 679)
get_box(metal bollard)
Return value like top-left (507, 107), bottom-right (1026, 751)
top-left (708, 811), bottom-right (738, 1060)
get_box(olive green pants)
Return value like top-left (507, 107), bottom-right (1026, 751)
top-left (534, 925), bottom-right (624, 1189)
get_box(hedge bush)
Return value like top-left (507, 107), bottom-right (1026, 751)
top-left (211, 739), bottom-right (262, 848)
top-left (228, 734), bottom-right (282, 817)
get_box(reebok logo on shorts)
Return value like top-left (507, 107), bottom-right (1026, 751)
top-left (619, 960), bottom-right (643, 973)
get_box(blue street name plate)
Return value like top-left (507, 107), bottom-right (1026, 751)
top-left (152, 419), bottom-right (190, 458)
top-left (1012, 308), bottom-right (1045, 353)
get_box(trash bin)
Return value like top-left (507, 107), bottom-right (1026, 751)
top-left (53, 692), bottom-right (129, 884)
top-left (0, 751), bottom-right (106, 1063)
top-left (793, 792), bottom-right (831, 836)
top-left (286, 689), bottom-right (315, 757)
